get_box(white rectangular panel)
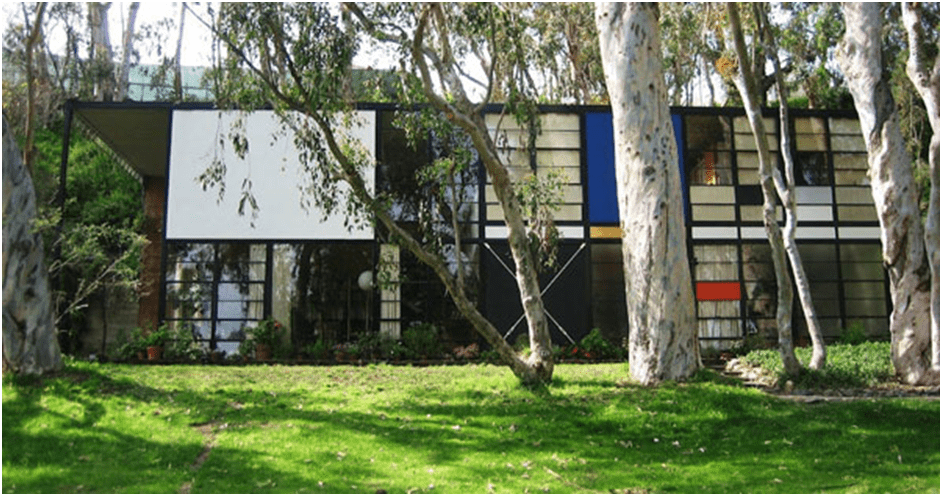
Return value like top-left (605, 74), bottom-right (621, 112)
top-left (796, 205), bottom-right (833, 222)
top-left (795, 186), bottom-right (833, 204)
top-left (795, 226), bottom-right (836, 239)
top-left (557, 226), bottom-right (584, 239)
top-left (839, 226), bottom-right (881, 239)
top-left (739, 226), bottom-right (767, 239)
top-left (166, 110), bottom-right (375, 240)
top-left (692, 226), bottom-right (738, 239)
top-left (485, 225), bottom-right (509, 239)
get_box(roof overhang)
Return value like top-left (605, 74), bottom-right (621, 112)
top-left (71, 102), bottom-right (196, 179)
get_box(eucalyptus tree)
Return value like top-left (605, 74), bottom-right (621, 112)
top-left (725, 3), bottom-right (801, 375)
top-left (3, 115), bottom-right (63, 375)
top-left (595, 3), bottom-right (700, 385)
top-left (198, 3), bottom-right (556, 384)
top-left (901, 1), bottom-right (940, 375)
top-left (837, 2), bottom-right (936, 385)
top-left (725, 3), bottom-right (827, 372)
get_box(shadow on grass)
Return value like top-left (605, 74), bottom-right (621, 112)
top-left (3, 363), bottom-right (939, 493)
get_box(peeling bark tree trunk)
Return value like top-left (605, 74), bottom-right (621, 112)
top-left (901, 1), bottom-right (940, 376)
top-left (3, 116), bottom-right (64, 375)
top-left (727, 3), bottom-right (801, 376)
top-left (756, 4), bottom-right (827, 370)
top-left (838, 2), bottom-right (935, 385)
top-left (115, 2), bottom-right (140, 101)
top-left (173, 2), bottom-right (187, 99)
top-left (596, 3), bottom-right (700, 385)
top-left (88, 2), bottom-right (114, 101)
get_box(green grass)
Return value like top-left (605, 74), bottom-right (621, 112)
top-left (3, 359), bottom-right (938, 493)
top-left (740, 342), bottom-right (897, 389)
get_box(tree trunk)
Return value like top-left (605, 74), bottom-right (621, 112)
top-left (116, 2), bottom-right (140, 101)
top-left (596, 3), bottom-right (700, 385)
top-left (837, 2), bottom-right (935, 386)
top-left (88, 2), bottom-right (114, 101)
top-left (726, 3), bottom-right (802, 376)
top-left (173, 3), bottom-right (187, 99)
top-left (756, 4), bottom-right (827, 370)
top-left (407, 5), bottom-right (555, 384)
top-left (3, 115), bottom-right (64, 375)
top-left (23, 3), bottom-right (47, 174)
top-left (902, 1), bottom-right (941, 377)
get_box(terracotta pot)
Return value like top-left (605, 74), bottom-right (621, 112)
top-left (256, 343), bottom-right (273, 361)
top-left (146, 346), bottom-right (163, 361)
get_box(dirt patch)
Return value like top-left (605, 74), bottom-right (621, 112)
top-left (179, 422), bottom-right (219, 494)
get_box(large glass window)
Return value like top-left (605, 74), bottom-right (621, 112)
top-left (272, 243), bottom-right (374, 346)
top-left (164, 243), bottom-right (267, 354)
top-left (685, 115), bottom-right (733, 185)
top-left (379, 111), bottom-right (480, 242)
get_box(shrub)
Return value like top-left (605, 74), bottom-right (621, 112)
top-left (453, 343), bottom-right (480, 360)
top-left (302, 339), bottom-right (332, 360)
top-left (109, 326), bottom-right (147, 360)
top-left (838, 321), bottom-right (868, 345)
top-left (579, 328), bottom-right (622, 360)
top-left (740, 341), bottom-right (894, 389)
top-left (163, 324), bottom-right (202, 360)
top-left (357, 333), bottom-right (407, 361)
top-left (403, 323), bottom-right (442, 359)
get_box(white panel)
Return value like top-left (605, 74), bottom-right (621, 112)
top-left (839, 226), bottom-right (881, 239)
top-left (795, 226), bottom-right (836, 239)
top-left (739, 226), bottom-right (767, 239)
top-left (795, 186), bottom-right (833, 204)
top-left (796, 205), bottom-right (833, 222)
top-left (166, 110), bottom-right (375, 240)
top-left (485, 225), bottom-right (509, 239)
top-left (486, 225), bottom-right (583, 240)
top-left (557, 226), bottom-right (584, 239)
top-left (692, 226), bottom-right (738, 239)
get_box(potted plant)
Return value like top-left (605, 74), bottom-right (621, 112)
top-left (249, 318), bottom-right (285, 361)
top-left (143, 324), bottom-right (171, 361)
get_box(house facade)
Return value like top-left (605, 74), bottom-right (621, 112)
top-left (65, 102), bottom-right (888, 355)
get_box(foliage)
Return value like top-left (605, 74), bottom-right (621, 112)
top-left (402, 322), bottom-right (442, 359)
top-left (838, 321), bottom-right (869, 346)
top-left (357, 333), bottom-right (408, 361)
top-left (108, 326), bottom-right (147, 361)
top-left (741, 341), bottom-right (895, 389)
top-left (247, 318), bottom-right (286, 348)
top-left (452, 343), bottom-right (480, 360)
top-left (515, 171), bottom-right (563, 270)
top-left (332, 342), bottom-right (361, 361)
top-left (578, 328), bottom-right (624, 360)
top-left (142, 324), bottom-right (171, 349)
top-left (3, 362), bottom-right (939, 493)
top-left (301, 339), bottom-right (333, 361)
top-left (25, 127), bottom-right (145, 355)
top-left (162, 325), bottom-right (202, 361)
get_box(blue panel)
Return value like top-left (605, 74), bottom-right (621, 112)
top-left (586, 112), bottom-right (689, 225)
top-left (672, 113), bottom-right (690, 224)
top-left (585, 112), bottom-right (619, 224)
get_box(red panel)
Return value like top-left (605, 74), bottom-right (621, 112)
top-left (696, 281), bottom-right (741, 301)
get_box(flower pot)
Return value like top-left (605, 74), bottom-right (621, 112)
top-left (146, 346), bottom-right (163, 361)
top-left (256, 343), bottom-right (273, 361)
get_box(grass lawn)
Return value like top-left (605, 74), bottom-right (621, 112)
top-left (3, 360), bottom-right (939, 493)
